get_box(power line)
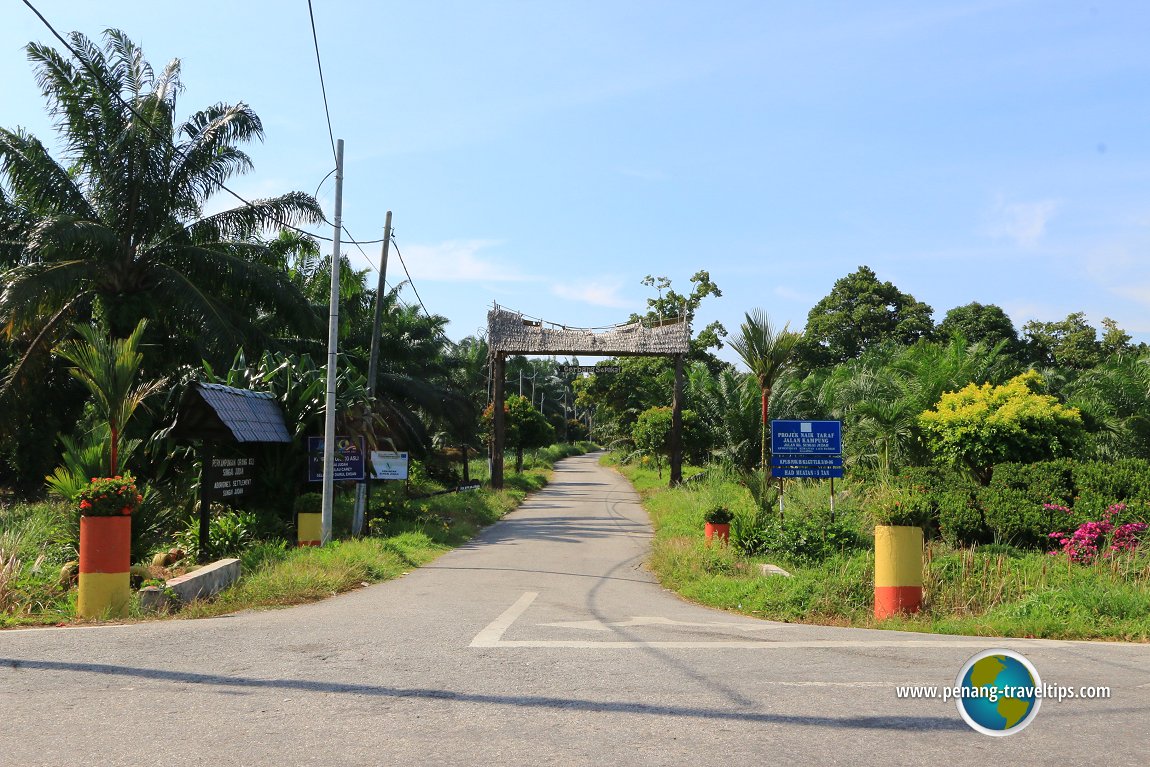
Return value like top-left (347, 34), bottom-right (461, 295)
top-left (340, 223), bottom-right (427, 322)
top-left (19, 0), bottom-right (394, 251)
top-left (19, 0), bottom-right (453, 341)
top-left (389, 238), bottom-right (431, 318)
top-left (305, 0), bottom-right (338, 165)
top-left (313, 166), bottom-right (337, 199)
top-left (18, 0), bottom-right (343, 245)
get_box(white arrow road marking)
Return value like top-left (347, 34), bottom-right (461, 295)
top-left (540, 617), bottom-right (772, 632)
top-left (471, 591), bottom-right (539, 647)
top-left (471, 593), bottom-right (1087, 650)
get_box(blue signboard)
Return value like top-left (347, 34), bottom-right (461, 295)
top-left (771, 466), bottom-right (845, 479)
top-left (770, 456), bottom-right (844, 468)
top-left (771, 420), bottom-right (842, 456)
top-left (307, 436), bottom-right (366, 481)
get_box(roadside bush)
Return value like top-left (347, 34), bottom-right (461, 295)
top-left (178, 506), bottom-right (257, 560)
top-left (865, 483), bottom-right (933, 528)
top-left (1071, 459), bottom-right (1150, 519)
top-left (981, 460), bottom-right (1075, 547)
top-left (937, 487), bottom-right (989, 546)
top-left (239, 540), bottom-right (291, 573)
top-left (737, 513), bottom-right (865, 564)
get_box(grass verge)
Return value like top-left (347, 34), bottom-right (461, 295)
top-left (179, 477), bottom-right (539, 619)
top-left (613, 457), bottom-right (1150, 642)
top-left (2, 443), bottom-right (592, 627)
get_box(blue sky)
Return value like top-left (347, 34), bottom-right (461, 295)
top-left (3, 1), bottom-right (1149, 366)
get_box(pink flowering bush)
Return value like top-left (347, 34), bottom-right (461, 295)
top-left (1047, 503), bottom-right (1148, 563)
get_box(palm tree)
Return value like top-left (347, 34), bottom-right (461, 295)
top-left (55, 320), bottom-right (165, 475)
top-left (0, 30), bottom-right (323, 386)
top-left (687, 363), bottom-right (760, 469)
top-left (729, 310), bottom-right (802, 501)
top-left (1066, 353), bottom-right (1150, 459)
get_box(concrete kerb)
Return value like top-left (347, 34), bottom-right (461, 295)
top-left (139, 558), bottom-right (241, 613)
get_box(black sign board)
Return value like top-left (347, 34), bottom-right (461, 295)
top-left (308, 436), bottom-right (366, 482)
top-left (204, 456), bottom-right (256, 500)
top-left (557, 365), bottom-right (622, 374)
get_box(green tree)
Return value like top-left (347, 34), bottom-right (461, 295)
top-left (816, 337), bottom-right (1017, 476)
top-left (632, 271), bottom-right (728, 367)
top-left (631, 406), bottom-right (705, 478)
top-left (576, 357), bottom-right (674, 442)
top-left (1021, 312), bottom-right (1102, 370)
top-left (937, 302), bottom-right (1020, 355)
top-left (687, 364), bottom-right (760, 469)
top-left (54, 320), bottom-right (164, 475)
top-left (800, 265), bottom-right (934, 366)
top-left (919, 370), bottom-right (1083, 483)
top-left (483, 394), bottom-right (555, 473)
top-left (0, 30), bottom-right (322, 382)
top-left (1065, 353), bottom-right (1150, 460)
top-left (729, 310), bottom-right (801, 502)
top-left (1099, 317), bottom-right (1135, 357)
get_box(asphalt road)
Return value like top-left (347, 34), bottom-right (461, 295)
top-left (3, 452), bottom-right (1148, 766)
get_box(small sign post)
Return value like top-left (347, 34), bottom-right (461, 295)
top-left (204, 456), bottom-right (256, 500)
top-left (556, 365), bottom-right (621, 374)
top-left (198, 453), bottom-right (256, 563)
top-left (308, 436), bottom-right (366, 482)
top-left (370, 451), bottom-right (410, 480)
top-left (770, 420), bottom-right (844, 519)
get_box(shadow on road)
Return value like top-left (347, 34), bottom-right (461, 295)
top-left (1, 657), bottom-right (967, 731)
top-left (458, 515), bottom-right (650, 547)
top-left (423, 564), bottom-right (654, 584)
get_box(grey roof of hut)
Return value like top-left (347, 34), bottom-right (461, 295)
top-left (170, 382), bottom-right (292, 444)
top-left (487, 307), bottom-right (689, 356)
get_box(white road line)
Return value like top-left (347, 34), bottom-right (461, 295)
top-left (540, 617), bottom-right (772, 632)
top-left (472, 638), bottom-right (1046, 649)
top-left (470, 591), bottom-right (540, 647)
top-left (1, 622), bottom-right (142, 634)
top-left (471, 593), bottom-right (1101, 650)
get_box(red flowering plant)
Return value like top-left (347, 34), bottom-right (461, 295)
top-left (78, 474), bottom-right (143, 517)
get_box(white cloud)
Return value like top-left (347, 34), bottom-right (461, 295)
top-left (1112, 283), bottom-right (1150, 307)
top-left (985, 198), bottom-right (1060, 248)
top-left (773, 285), bottom-right (812, 302)
top-left (551, 279), bottom-right (632, 308)
top-left (394, 240), bottom-right (536, 283)
top-left (998, 301), bottom-right (1058, 327)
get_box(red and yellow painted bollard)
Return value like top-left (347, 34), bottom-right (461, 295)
top-left (874, 525), bottom-right (923, 619)
top-left (77, 515), bottom-right (132, 619)
top-left (297, 511), bottom-right (322, 547)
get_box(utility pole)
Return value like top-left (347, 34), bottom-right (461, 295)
top-left (353, 210), bottom-right (392, 536)
top-left (320, 139), bottom-right (345, 545)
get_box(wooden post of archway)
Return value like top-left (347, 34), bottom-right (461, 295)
top-left (486, 306), bottom-right (689, 490)
top-left (491, 352), bottom-right (506, 489)
top-left (670, 354), bottom-right (683, 485)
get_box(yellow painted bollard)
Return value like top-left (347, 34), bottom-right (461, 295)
top-left (77, 516), bottom-right (131, 619)
top-left (297, 511), bottom-right (322, 547)
top-left (874, 525), bottom-right (923, 619)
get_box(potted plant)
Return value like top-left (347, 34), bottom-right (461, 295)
top-left (704, 505), bottom-right (733, 544)
top-left (77, 474), bottom-right (142, 619)
top-left (867, 484), bottom-right (927, 619)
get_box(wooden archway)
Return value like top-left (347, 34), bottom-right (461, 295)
top-left (486, 307), bottom-right (690, 489)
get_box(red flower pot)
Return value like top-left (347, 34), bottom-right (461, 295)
top-left (705, 522), bottom-right (730, 544)
top-left (77, 515), bottom-right (131, 619)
